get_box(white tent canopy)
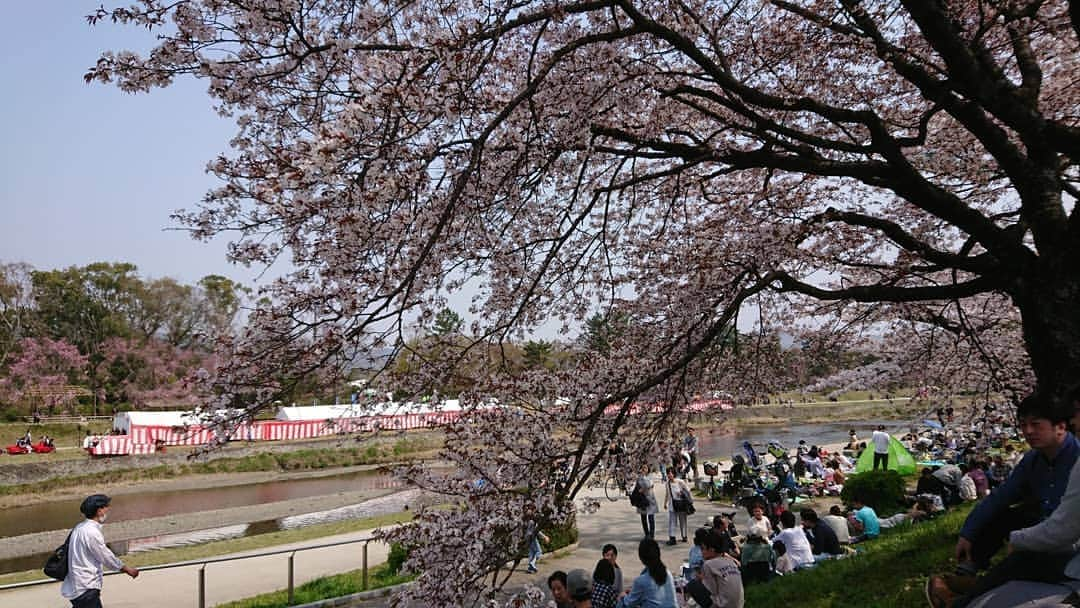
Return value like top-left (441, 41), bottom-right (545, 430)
top-left (274, 400), bottom-right (462, 421)
top-left (113, 410), bottom-right (204, 433)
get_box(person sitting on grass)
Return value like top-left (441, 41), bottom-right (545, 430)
top-left (878, 496), bottom-right (936, 529)
top-left (712, 514), bottom-right (741, 560)
top-left (739, 535), bottom-right (775, 585)
top-left (988, 455), bottom-right (1011, 489)
top-left (688, 527), bottom-right (708, 575)
top-left (745, 502), bottom-right (773, 540)
top-left (799, 509), bottom-right (843, 559)
top-left (601, 544), bottom-right (623, 596)
top-left (916, 467), bottom-right (950, 506)
top-left (548, 570), bottom-right (574, 608)
top-left (615, 538), bottom-right (677, 608)
top-left (953, 395), bottom-right (1077, 572)
top-left (684, 530), bottom-right (744, 608)
top-left (848, 496), bottom-right (880, 543)
top-left (822, 505), bottom-right (851, 545)
top-left (968, 461), bottom-right (989, 498)
top-left (957, 464), bottom-right (978, 502)
top-left (566, 569), bottom-right (594, 608)
top-left (774, 510), bottom-right (814, 570)
top-left (590, 559), bottom-right (618, 608)
top-left (926, 388), bottom-right (1080, 608)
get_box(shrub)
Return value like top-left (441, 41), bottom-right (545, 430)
top-left (841, 469), bottom-right (906, 516)
top-left (544, 512), bottom-right (579, 551)
top-left (386, 542), bottom-right (410, 575)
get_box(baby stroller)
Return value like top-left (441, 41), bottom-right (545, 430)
top-left (725, 453), bottom-right (768, 501)
top-left (702, 461), bottom-right (725, 501)
top-left (742, 440), bottom-right (763, 470)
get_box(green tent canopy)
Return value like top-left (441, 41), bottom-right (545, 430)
top-left (854, 436), bottom-right (917, 475)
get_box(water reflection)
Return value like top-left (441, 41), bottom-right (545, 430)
top-left (0, 469), bottom-right (404, 538)
top-left (0, 489), bottom-right (422, 576)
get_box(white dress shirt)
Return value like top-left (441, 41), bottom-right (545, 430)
top-left (61, 519), bottom-right (124, 599)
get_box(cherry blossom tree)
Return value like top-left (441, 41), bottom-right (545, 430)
top-left (86, 1), bottom-right (1079, 604)
top-left (0, 337), bottom-right (88, 413)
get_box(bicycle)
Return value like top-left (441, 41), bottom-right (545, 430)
top-left (600, 449), bottom-right (633, 502)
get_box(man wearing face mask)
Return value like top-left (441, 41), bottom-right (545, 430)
top-left (61, 494), bottom-right (139, 607)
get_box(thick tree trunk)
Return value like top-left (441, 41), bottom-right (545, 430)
top-left (1015, 257), bottom-right (1080, 408)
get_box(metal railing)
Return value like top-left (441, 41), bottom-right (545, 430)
top-left (20, 415), bottom-right (114, 423)
top-left (0, 535), bottom-right (379, 608)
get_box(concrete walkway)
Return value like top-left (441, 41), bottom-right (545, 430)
top-left (1, 476), bottom-right (803, 607)
top-left (0, 528), bottom-right (391, 608)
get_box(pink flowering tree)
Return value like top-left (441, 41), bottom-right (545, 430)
top-left (0, 337), bottom-right (89, 413)
top-left (86, 1), bottom-right (1078, 604)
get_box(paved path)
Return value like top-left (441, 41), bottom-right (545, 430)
top-left (1, 476), bottom-right (830, 607)
top-left (0, 528), bottom-right (391, 608)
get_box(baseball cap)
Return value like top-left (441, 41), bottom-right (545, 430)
top-left (80, 494), bottom-right (111, 518)
top-left (566, 568), bottom-right (593, 601)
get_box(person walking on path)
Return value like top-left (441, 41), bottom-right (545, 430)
top-left (663, 468), bottom-right (692, 546)
top-left (524, 504), bottom-right (549, 573)
top-left (683, 427), bottom-right (699, 481)
top-left (871, 425), bottom-right (890, 470)
top-left (62, 494), bottom-right (139, 608)
top-left (634, 467), bottom-right (658, 540)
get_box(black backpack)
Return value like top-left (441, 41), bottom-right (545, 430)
top-left (43, 530), bottom-right (73, 581)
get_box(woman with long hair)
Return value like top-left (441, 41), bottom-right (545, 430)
top-left (615, 538), bottom-right (677, 607)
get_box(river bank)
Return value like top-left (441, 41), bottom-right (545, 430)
top-left (0, 485), bottom-right (426, 561)
top-left (0, 431), bottom-right (442, 498)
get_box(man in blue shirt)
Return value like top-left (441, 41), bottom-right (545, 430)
top-left (927, 388), bottom-right (1080, 608)
top-left (952, 394), bottom-right (1079, 575)
top-left (849, 497), bottom-right (880, 542)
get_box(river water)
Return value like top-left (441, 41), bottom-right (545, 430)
top-left (692, 417), bottom-right (897, 462)
top-left (0, 469), bottom-right (405, 539)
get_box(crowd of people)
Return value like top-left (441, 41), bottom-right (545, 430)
top-left (535, 387), bottom-right (1080, 608)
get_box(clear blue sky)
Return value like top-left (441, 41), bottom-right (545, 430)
top-left (0, 2), bottom-right (259, 286)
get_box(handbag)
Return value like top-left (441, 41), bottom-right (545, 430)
top-left (673, 498), bottom-right (695, 514)
top-left (629, 487), bottom-right (647, 509)
top-left (672, 484), bottom-right (695, 514)
top-left (43, 530), bottom-right (73, 581)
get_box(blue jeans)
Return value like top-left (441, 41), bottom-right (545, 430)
top-left (528, 537), bottom-right (542, 569)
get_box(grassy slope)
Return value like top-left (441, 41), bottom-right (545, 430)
top-left (216, 564), bottom-right (413, 608)
top-left (745, 503), bottom-right (975, 608)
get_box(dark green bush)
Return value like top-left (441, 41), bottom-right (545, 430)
top-left (544, 512), bottom-right (579, 551)
top-left (386, 542), bottom-right (410, 575)
top-left (841, 469), bottom-right (906, 516)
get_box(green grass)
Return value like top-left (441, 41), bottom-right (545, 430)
top-left (745, 503), bottom-right (975, 608)
top-left (0, 420), bottom-right (112, 452)
top-left (216, 562), bottom-right (414, 608)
